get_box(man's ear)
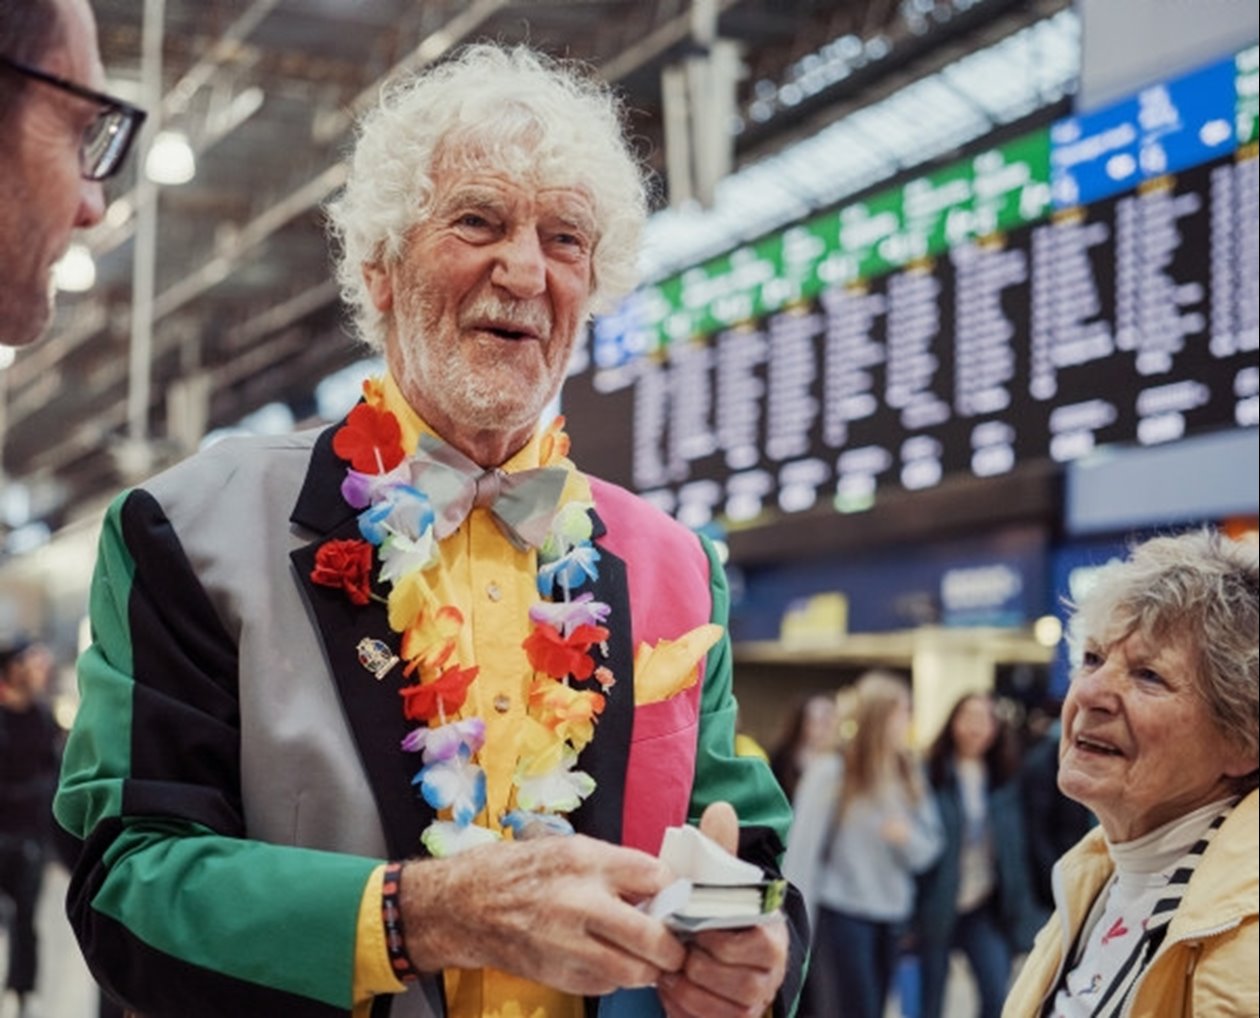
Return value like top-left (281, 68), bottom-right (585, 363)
top-left (362, 261), bottom-right (394, 313)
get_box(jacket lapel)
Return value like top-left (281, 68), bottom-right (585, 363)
top-left (289, 434), bottom-right (632, 857)
top-left (568, 507), bottom-right (633, 846)
top-left (290, 422), bottom-right (434, 860)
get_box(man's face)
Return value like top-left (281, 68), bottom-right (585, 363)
top-left (366, 159), bottom-right (595, 461)
top-left (0, 0), bottom-right (107, 347)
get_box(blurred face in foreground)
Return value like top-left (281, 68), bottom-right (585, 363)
top-left (364, 154), bottom-right (595, 465)
top-left (0, 0), bottom-right (107, 346)
top-left (1058, 629), bottom-right (1253, 842)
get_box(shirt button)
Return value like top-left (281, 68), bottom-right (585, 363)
top-left (486, 582), bottom-right (502, 602)
top-left (493, 694), bottom-right (511, 714)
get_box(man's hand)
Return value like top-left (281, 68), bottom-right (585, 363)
top-left (399, 834), bottom-right (686, 996)
top-left (656, 802), bottom-right (789, 1018)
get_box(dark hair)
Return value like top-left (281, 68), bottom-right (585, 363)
top-left (927, 691), bottom-right (1020, 789)
top-left (0, 635), bottom-right (35, 677)
top-left (0, 0), bottom-right (63, 124)
top-left (768, 692), bottom-right (834, 802)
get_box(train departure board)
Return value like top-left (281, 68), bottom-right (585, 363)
top-left (563, 46), bottom-right (1260, 529)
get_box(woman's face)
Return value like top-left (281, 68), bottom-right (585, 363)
top-left (886, 694), bottom-right (912, 750)
top-left (951, 696), bottom-right (996, 761)
top-left (801, 695), bottom-right (837, 753)
top-left (1058, 629), bottom-right (1254, 842)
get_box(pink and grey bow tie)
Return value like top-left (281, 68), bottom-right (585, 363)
top-left (408, 433), bottom-right (569, 551)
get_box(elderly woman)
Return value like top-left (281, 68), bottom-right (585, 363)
top-left (1003, 529), bottom-right (1258, 1018)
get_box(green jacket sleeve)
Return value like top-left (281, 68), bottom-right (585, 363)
top-left (687, 534), bottom-right (810, 1018)
top-left (55, 490), bottom-right (376, 1017)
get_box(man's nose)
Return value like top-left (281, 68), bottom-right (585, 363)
top-left (491, 228), bottom-right (547, 298)
top-left (77, 178), bottom-right (106, 229)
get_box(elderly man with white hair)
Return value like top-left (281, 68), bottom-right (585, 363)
top-left (55, 44), bottom-right (807, 1018)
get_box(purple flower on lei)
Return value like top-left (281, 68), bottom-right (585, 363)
top-left (401, 717), bottom-right (486, 762)
top-left (341, 461), bottom-right (409, 510)
top-left (528, 592), bottom-right (610, 636)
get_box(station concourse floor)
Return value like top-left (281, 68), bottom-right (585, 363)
top-left (4, 864), bottom-right (980, 1017)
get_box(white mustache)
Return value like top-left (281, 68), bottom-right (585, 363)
top-left (459, 296), bottom-right (552, 336)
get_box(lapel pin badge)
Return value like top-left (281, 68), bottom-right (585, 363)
top-left (356, 637), bottom-right (399, 680)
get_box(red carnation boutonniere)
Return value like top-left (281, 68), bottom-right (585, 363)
top-left (333, 403), bottom-right (406, 474)
top-left (311, 538), bottom-right (375, 605)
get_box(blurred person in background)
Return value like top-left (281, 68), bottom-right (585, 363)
top-left (0, 0), bottom-right (144, 347)
top-left (1003, 529), bottom-right (1258, 1018)
top-left (769, 691), bottom-right (838, 802)
top-left (785, 672), bottom-right (942, 1018)
top-left (1017, 702), bottom-right (1094, 915)
top-left (0, 637), bottom-right (61, 1018)
top-left (53, 43), bottom-right (806, 1018)
top-left (916, 692), bottom-right (1043, 1018)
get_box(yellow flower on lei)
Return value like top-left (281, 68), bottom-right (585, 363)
top-left (527, 677), bottom-right (605, 749)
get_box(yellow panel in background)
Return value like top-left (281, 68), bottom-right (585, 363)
top-left (779, 591), bottom-right (848, 644)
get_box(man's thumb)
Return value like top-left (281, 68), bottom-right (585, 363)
top-left (698, 801), bottom-right (739, 854)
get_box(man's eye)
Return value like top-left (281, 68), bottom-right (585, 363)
top-left (1081, 649), bottom-right (1103, 669)
top-left (457, 214), bottom-right (492, 229)
top-left (1134, 668), bottom-right (1165, 685)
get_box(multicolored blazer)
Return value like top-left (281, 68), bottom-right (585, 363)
top-left (56, 421), bottom-right (808, 1018)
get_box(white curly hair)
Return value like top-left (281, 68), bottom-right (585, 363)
top-left (325, 43), bottom-right (649, 351)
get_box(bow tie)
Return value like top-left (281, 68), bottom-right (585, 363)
top-left (408, 433), bottom-right (569, 551)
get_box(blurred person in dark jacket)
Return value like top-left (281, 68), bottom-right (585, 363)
top-left (1, 637), bottom-right (61, 1018)
top-left (1018, 708), bottom-right (1094, 913)
top-left (915, 692), bottom-right (1043, 1018)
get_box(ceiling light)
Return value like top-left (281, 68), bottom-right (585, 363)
top-left (105, 196), bottom-right (134, 228)
top-left (52, 243), bottom-right (96, 293)
top-left (0, 345), bottom-right (16, 370)
top-left (145, 130), bottom-right (196, 185)
top-left (1033, 615), bottom-right (1064, 648)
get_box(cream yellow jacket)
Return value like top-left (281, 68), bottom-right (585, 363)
top-left (1003, 790), bottom-right (1258, 1018)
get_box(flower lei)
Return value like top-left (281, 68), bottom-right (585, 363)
top-left (310, 378), bottom-right (614, 857)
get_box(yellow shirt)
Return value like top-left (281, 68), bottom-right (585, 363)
top-left (352, 376), bottom-right (583, 1018)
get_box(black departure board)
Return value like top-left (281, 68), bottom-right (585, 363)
top-left (563, 148), bottom-right (1258, 527)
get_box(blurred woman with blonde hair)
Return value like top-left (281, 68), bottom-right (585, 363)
top-left (785, 671), bottom-right (943, 1018)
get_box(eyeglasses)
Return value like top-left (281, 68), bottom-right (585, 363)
top-left (0, 53), bottom-right (147, 181)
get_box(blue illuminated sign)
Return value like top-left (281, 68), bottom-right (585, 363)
top-left (1051, 54), bottom-right (1238, 208)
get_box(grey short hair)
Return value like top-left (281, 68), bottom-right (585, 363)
top-left (325, 43), bottom-right (649, 351)
top-left (1067, 528), bottom-right (1260, 795)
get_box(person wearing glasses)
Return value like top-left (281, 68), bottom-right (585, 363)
top-left (0, 0), bottom-right (145, 348)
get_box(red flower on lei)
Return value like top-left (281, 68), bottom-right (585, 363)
top-left (332, 403), bottom-right (405, 473)
top-left (400, 663), bottom-right (480, 723)
top-left (522, 622), bottom-right (609, 681)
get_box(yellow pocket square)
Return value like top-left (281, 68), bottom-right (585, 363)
top-left (633, 623), bottom-right (724, 705)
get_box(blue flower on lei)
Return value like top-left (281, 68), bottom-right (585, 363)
top-left (414, 745), bottom-right (486, 826)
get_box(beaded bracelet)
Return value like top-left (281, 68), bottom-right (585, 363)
top-left (382, 861), bottom-right (420, 984)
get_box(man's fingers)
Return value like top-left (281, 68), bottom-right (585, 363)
top-left (698, 801), bottom-right (739, 854)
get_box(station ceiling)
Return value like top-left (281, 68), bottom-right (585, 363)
top-left (0, 0), bottom-right (1070, 550)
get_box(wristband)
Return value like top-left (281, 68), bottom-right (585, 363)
top-left (382, 861), bottom-right (420, 984)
